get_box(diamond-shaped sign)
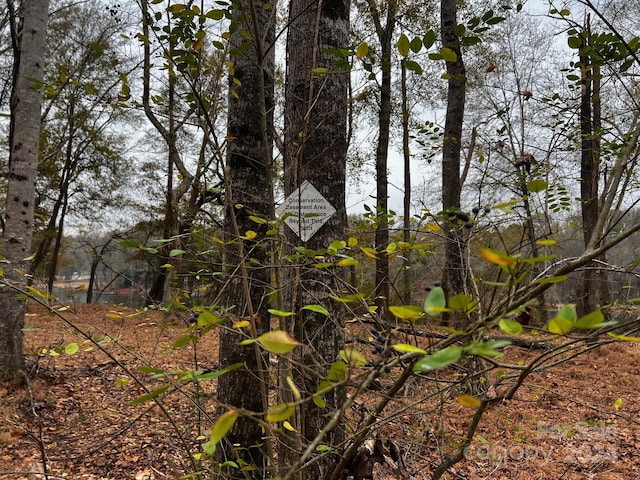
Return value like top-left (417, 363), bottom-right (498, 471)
top-left (277, 181), bottom-right (336, 241)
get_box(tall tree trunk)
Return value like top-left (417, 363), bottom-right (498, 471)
top-left (367, 0), bottom-right (396, 316)
top-left (217, 0), bottom-right (276, 477)
top-left (0, 0), bottom-right (49, 383)
top-left (140, 1), bottom-right (194, 305)
top-left (401, 59), bottom-right (412, 304)
top-left (283, 0), bottom-right (349, 476)
top-left (46, 191), bottom-right (68, 293)
top-left (576, 19), bottom-right (606, 317)
top-left (440, 0), bottom-right (467, 327)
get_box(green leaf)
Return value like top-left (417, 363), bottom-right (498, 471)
top-left (558, 305), bottom-right (577, 322)
top-left (194, 363), bottom-right (243, 382)
top-left (389, 305), bottom-right (424, 321)
top-left (116, 378), bottom-right (129, 387)
top-left (301, 304), bottom-right (329, 316)
top-left (392, 343), bottom-right (427, 355)
top-left (413, 346), bottom-right (462, 372)
top-left (266, 403), bottom-right (295, 422)
top-left (404, 60), bottom-right (423, 74)
top-left (257, 331), bottom-right (301, 354)
top-left (206, 9), bottom-right (226, 20)
top-left (424, 287), bottom-right (446, 316)
top-left (64, 343), bottom-right (79, 355)
top-left (465, 340), bottom-right (511, 358)
top-left (330, 293), bottom-right (365, 303)
top-left (316, 444), bottom-right (331, 452)
top-left (120, 239), bottom-right (142, 248)
top-left (574, 310), bottom-right (605, 329)
top-left (410, 36), bottom-right (422, 53)
top-left (440, 47), bottom-right (458, 62)
top-left (169, 249), bottom-right (186, 257)
top-left (209, 410), bottom-right (239, 451)
top-left (339, 348), bottom-right (366, 367)
top-left (173, 335), bottom-right (194, 348)
top-left (268, 308), bottom-right (296, 317)
top-left (326, 360), bottom-right (347, 382)
top-left (536, 275), bottom-right (568, 284)
top-left (527, 179), bottom-right (547, 192)
top-left (249, 215), bottom-right (268, 224)
top-left (128, 385), bottom-right (170, 405)
top-left (547, 316), bottom-right (573, 335)
top-left (499, 319), bottom-right (523, 336)
top-left (397, 33), bottom-right (410, 57)
top-left (313, 394), bottom-right (327, 408)
top-left (448, 294), bottom-right (477, 313)
top-left (138, 365), bottom-right (164, 374)
top-left (486, 16), bottom-right (505, 25)
top-left (196, 310), bottom-right (224, 327)
top-left (423, 30), bottom-right (437, 49)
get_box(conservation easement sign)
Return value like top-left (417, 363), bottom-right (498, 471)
top-left (278, 181), bottom-right (336, 241)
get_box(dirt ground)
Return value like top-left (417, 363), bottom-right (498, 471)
top-left (1, 302), bottom-right (639, 479)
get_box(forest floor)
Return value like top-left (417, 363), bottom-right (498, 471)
top-left (1, 302), bottom-right (640, 480)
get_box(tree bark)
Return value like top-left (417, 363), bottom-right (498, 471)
top-left (217, 0), bottom-right (276, 477)
top-left (283, 0), bottom-right (349, 476)
top-left (0, 0), bottom-right (49, 383)
top-left (367, 0), bottom-right (396, 317)
top-left (140, 0), bottom-right (195, 305)
top-left (440, 0), bottom-right (467, 327)
top-left (576, 20), bottom-right (608, 317)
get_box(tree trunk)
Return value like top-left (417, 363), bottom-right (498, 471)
top-left (576, 20), bottom-right (607, 317)
top-left (217, 0), bottom-right (276, 477)
top-left (283, 0), bottom-right (349, 476)
top-left (140, 0), bottom-right (194, 305)
top-left (440, 0), bottom-right (467, 327)
top-left (401, 59), bottom-right (412, 304)
top-left (0, 0), bottom-right (49, 384)
top-left (367, 0), bottom-right (396, 317)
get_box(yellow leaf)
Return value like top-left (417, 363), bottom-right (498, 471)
top-left (266, 403), bottom-right (295, 422)
top-left (536, 239), bottom-right (556, 246)
top-left (425, 222), bottom-right (441, 232)
top-left (614, 397), bottom-right (623, 411)
top-left (106, 312), bottom-right (123, 319)
top-left (356, 41), bottom-right (369, 59)
top-left (286, 376), bottom-right (301, 400)
top-left (392, 344), bottom-right (427, 354)
top-left (210, 410), bottom-right (238, 446)
top-left (457, 395), bottom-right (482, 409)
top-left (481, 248), bottom-right (515, 266)
top-left (232, 320), bottom-right (250, 329)
top-left (337, 257), bottom-right (358, 267)
top-left (257, 330), bottom-right (301, 354)
top-left (283, 421), bottom-right (296, 432)
top-left (347, 236), bottom-right (358, 247)
top-left (244, 230), bottom-right (257, 239)
top-left (608, 332), bottom-right (640, 342)
top-left (389, 305), bottom-right (424, 321)
top-left (360, 246), bottom-right (378, 259)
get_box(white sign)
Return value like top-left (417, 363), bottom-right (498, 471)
top-left (277, 181), bottom-right (336, 241)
